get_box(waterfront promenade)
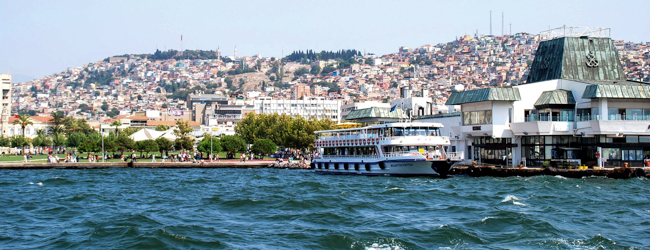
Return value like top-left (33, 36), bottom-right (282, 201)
top-left (0, 161), bottom-right (647, 179)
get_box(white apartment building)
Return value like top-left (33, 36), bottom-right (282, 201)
top-left (0, 73), bottom-right (11, 136)
top-left (253, 96), bottom-right (342, 122)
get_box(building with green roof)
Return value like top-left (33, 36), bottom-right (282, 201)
top-left (437, 27), bottom-right (650, 168)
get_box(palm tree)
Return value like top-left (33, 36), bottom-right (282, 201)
top-left (49, 124), bottom-right (64, 135)
top-left (13, 114), bottom-right (33, 153)
top-left (111, 120), bottom-right (122, 137)
top-left (50, 111), bottom-right (64, 126)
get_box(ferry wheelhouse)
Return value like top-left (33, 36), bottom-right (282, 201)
top-left (311, 122), bottom-right (462, 176)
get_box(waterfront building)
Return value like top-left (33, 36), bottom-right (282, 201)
top-left (0, 74), bottom-right (11, 136)
top-left (253, 96), bottom-right (342, 122)
top-left (425, 27), bottom-right (650, 167)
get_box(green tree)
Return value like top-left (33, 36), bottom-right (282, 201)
top-left (173, 119), bottom-right (194, 150)
top-left (111, 120), bottom-right (122, 136)
top-left (197, 134), bottom-right (222, 156)
top-left (136, 139), bottom-right (159, 157)
top-left (155, 137), bottom-right (174, 155)
top-left (154, 124), bottom-right (170, 131)
top-left (10, 136), bottom-right (27, 150)
top-left (114, 134), bottom-right (135, 154)
top-left (251, 139), bottom-right (277, 155)
top-left (52, 133), bottom-right (66, 150)
top-left (50, 111), bottom-right (65, 126)
top-left (220, 135), bottom-right (246, 153)
top-left (101, 102), bottom-right (109, 111)
top-left (13, 114), bottom-right (32, 153)
top-left (66, 132), bottom-right (87, 148)
top-left (294, 67), bottom-right (308, 76)
top-left (310, 64), bottom-right (321, 75)
top-left (283, 115), bottom-right (312, 149)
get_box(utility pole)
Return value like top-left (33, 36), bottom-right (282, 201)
top-left (489, 11), bottom-right (492, 36)
top-left (502, 12), bottom-right (504, 36)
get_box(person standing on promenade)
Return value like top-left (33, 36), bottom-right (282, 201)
top-left (240, 152), bottom-right (245, 162)
top-left (216, 153), bottom-right (220, 162)
top-left (152, 154), bottom-right (156, 162)
top-left (23, 153), bottom-right (27, 163)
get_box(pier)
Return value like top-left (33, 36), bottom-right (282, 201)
top-left (451, 165), bottom-right (649, 179)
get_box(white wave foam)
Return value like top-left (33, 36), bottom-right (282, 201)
top-left (554, 175), bottom-right (568, 179)
top-left (366, 243), bottom-right (403, 250)
top-left (575, 185), bottom-right (580, 188)
top-left (502, 195), bottom-right (520, 203)
top-left (513, 201), bottom-right (527, 206)
top-left (36, 182), bottom-right (43, 186)
top-left (28, 182), bottom-right (33, 185)
top-left (481, 217), bottom-right (494, 222)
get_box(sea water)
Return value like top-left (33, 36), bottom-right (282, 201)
top-left (0, 168), bottom-right (648, 249)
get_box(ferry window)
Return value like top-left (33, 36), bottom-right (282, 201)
top-left (395, 128), bottom-right (404, 136)
top-left (415, 128), bottom-right (426, 136)
top-left (485, 110), bottom-right (492, 123)
top-left (463, 112), bottom-right (471, 125)
top-left (626, 136), bottom-right (639, 143)
top-left (639, 136), bottom-right (650, 143)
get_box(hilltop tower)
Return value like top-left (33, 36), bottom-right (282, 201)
top-left (216, 47), bottom-right (221, 59)
top-left (234, 45), bottom-right (237, 59)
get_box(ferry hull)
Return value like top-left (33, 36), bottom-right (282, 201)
top-left (312, 160), bottom-right (454, 177)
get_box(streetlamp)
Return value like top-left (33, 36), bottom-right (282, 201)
top-left (101, 127), bottom-right (104, 163)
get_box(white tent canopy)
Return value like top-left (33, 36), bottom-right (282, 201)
top-left (130, 128), bottom-right (166, 142)
top-left (160, 128), bottom-right (177, 141)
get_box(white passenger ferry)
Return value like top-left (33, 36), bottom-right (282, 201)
top-left (311, 122), bottom-right (462, 177)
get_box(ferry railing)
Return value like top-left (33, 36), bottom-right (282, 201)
top-left (320, 155), bottom-right (379, 159)
top-left (383, 151), bottom-right (423, 158)
top-left (445, 152), bottom-right (464, 161)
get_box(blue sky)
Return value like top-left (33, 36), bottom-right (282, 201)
top-left (1, 0), bottom-right (648, 81)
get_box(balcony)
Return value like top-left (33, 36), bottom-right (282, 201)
top-left (511, 121), bottom-right (574, 135)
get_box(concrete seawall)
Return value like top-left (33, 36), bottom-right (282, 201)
top-left (0, 161), bottom-right (286, 170)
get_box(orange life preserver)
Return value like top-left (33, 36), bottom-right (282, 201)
top-left (595, 151), bottom-right (600, 158)
top-left (364, 139), bottom-right (368, 145)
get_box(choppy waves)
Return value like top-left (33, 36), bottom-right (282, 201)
top-left (0, 168), bottom-right (648, 249)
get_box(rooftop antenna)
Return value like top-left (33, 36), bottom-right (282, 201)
top-left (490, 11), bottom-right (492, 36)
top-left (502, 12), bottom-right (504, 36)
top-left (510, 23), bottom-right (512, 35)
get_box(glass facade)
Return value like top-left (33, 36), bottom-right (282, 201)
top-left (472, 137), bottom-right (513, 165)
top-left (521, 135), bottom-right (650, 167)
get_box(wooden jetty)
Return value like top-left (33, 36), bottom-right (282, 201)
top-left (451, 165), bottom-right (649, 179)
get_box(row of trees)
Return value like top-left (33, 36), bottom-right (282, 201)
top-left (285, 49), bottom-right (361, 63)
top-left (234, 113), bottom-right (334, 150)
top-left (6, 112), bottom-right (201, 157)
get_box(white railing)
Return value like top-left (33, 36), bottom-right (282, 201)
top-left (383, 151), bottom-right (422, 158)
top-left (540, 26), bottom-right (610, 41)
top-left (320, 154), bottom-right (379, 159)
top-left (445, 152), bottom-right (464, 161)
